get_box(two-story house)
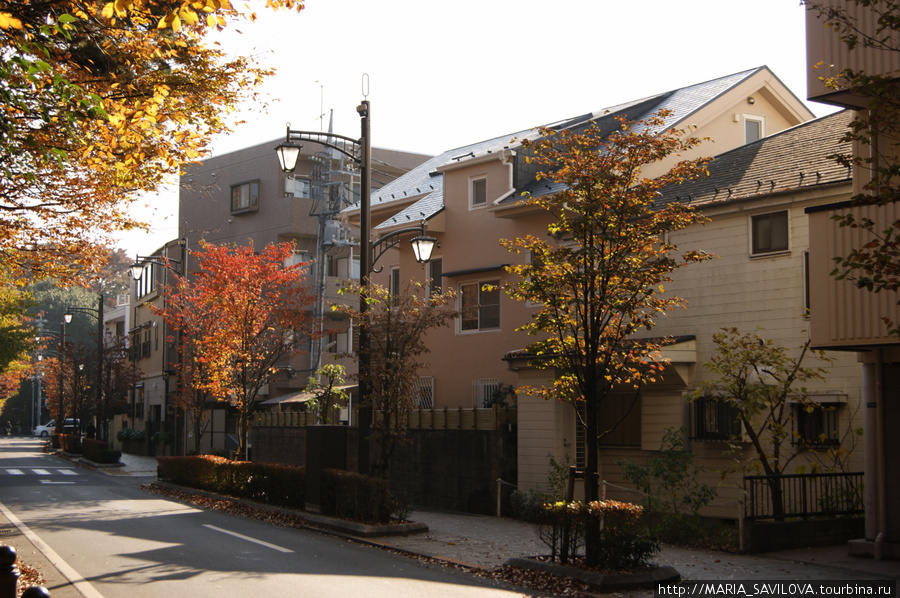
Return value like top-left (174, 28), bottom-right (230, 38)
top-left (340, 67), bottom-right (867, 519)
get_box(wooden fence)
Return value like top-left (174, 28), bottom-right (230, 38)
top-left (254, 405), bottom-right (516, 431)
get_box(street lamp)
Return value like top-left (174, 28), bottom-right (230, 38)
top-left (130, 255), bottom-right (182, 281)
top-left (274, 101), bottom-right (437, 474)
top-left (64, 295), bottom-right (104, 436)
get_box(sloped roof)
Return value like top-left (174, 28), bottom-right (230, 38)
top-left (350, 66), bottom-right (781, 229)
top-left (657, 109), bottom-right (853, 207)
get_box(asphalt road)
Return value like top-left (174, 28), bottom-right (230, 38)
top-left (0, 438), bottom-right (543, 598)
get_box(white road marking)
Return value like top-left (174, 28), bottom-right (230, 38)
top-left (0, 500), bottom-right (105, 598)
top-left (6, 469), bottom-right (23, 475)
top-left (39, 480), bottom-right (76, 485)
top-left (58, 469), bottom-right (78, 475)
top-left (203, 524), bottom-right (294, 553)
top-left (32, 469), bottom-right (50, 475)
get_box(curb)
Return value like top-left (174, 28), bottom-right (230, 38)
top-left (505, 556), bottom-right (680, 591)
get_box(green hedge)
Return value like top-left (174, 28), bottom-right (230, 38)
top-left (321, 468), bottom-right (406, 524)
top-left (157, 456), bottom-right (305, 509)
top-left (82, 439), bottom-right (121, 464)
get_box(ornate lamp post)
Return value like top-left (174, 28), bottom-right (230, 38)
top-left (274, 101), bottom-right (436, 473)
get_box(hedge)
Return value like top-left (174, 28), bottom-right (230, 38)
top-left (82, 439), bottom-right (121, 464)
top-left (58, 433), bottom-right (81, 454)
top-left (320, 468), bottom-right (407, 524)
top-left (157, 455), bottom-right (305, 509)
top-left (537, 500), bottom-right (660, 569)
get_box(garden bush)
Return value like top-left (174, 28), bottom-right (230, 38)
top-left (58, 433), bottom-right (81, 454)
top-left (157, 455), bottom-right (305, 509)
top-left (537, 500), bottom-right (659, 569)
top-left (320, 468), bottom-right (408, 524)
top-left (82, 439), bottom-right (121, 464)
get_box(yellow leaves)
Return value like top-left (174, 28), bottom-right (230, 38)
top-left (101, 0), bottom-right (131, 20)
top-left (0, 12), bottom-right (23, 29)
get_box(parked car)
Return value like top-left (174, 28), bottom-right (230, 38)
top-left (32, 418), bottom-right (79, 437)
top-left (33, 421), bottom-right (55, 437)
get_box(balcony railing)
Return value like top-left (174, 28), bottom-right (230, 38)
top-left (743, 471), bottom-right (864, 520)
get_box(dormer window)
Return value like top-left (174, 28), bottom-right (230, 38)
top-left (745, 115), bottom-right (765, 144)
top-left (471, 176), bottom-right (487, 209)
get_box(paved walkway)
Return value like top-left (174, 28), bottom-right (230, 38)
top-left (103, 453), bottom-right (900, 582)
top-left (5, 450), bottom-right (899, 597)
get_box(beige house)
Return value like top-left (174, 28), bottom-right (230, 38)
top-left (342, 67), bottom-right (868, 518)
top-left (805, 1), bottom-right (900, 559)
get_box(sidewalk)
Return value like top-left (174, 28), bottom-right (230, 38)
top-left (102, 453), bottom-right (900, 581)
top-left (8, 450), bottom-right (900, 597)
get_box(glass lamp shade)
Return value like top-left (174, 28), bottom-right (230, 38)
top-left (130, 263), bottom-right (144, 281)
top-left (410, 234), bottom-right (437, 264)
top-left (63, 313), bottom-right (72, 324)
top-left (275, 141), bottom-right (302, 173)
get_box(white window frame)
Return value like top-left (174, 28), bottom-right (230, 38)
top-left (470, 176), bottom-right (488, 210)
top-left (744, 114), bottom-right (765, 144)
top-left (750, 210), bottom-right (790, 256)
top-left (472, 378), bottom-right (500, 408)
top-left (458, 279), bottom-right (501, 333)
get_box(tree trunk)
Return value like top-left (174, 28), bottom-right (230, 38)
top-left (584, 394), bottom-right (601, 567)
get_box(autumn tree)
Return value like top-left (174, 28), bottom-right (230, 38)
top-left (501, 111), bottom-right (712, 566)
top-left (0, 0), bottom-right (302, 282)
top-left (691, 328), bottom-right (834, 519)
top-left (305, 364), bottom-right (349, 425)
top-left (159, 241), bottom-right (314, 459)
top-left (333, 280), bottom-right (458, 479)
top-left (160, 268), bottom-right (225, 454)
top-left (805, 0), bottom-right (900, 334)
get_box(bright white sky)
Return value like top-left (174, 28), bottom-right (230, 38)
top-left (116, 0), bottom-right (836, 257)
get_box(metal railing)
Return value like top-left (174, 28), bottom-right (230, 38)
top-left (743, 471), bottom-right (864, 520)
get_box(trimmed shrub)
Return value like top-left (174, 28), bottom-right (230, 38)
top-left (320, 468), bottom-right (407, 524)
top-left (58, 433), bottom-right (81, 454)
top-left (537, 500), bottom-right (659, 569)
top-left (157, 456), bottom-right (305, 509)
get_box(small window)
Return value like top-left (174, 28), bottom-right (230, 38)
top-left (231, 180), bottom-right (259, 213)
top-left (389, 267), bottom-right (400, 304)
top-left (472, 378), bottom-right (500, 408)
top-left (794, 403), bottom-right (841, 448)
top-left (745, 115), bottom-right (765, 144)
top-left (471, 177), bottom-right (487, 208)
top-left (751, 211), bottom-right (789, 255)
top-left (429, 258), bottom-right (443, 295)
top-left (692, 396), bottom-right (742, 442)
top-left (460, 279), bottom-right (500, 332)
top-left (286, 177), bottom-right (310, 199)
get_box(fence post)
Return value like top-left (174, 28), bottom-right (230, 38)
top-left (738, 495), bottom-right (745, 553)
top-left (497, 478), bottom-right (502, 517)
top-left (0, 544), bottom-right (18, 598)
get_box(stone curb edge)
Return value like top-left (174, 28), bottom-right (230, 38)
top-left (505, 556), bottom-right (680, 591)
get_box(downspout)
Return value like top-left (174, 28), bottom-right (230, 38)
top-left (874, 348), bottom-right (887, 560)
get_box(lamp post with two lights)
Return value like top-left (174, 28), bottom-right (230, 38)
top-left (274, 100), bottom-right (436, 473)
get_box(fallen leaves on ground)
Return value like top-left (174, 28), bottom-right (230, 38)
top-left (17, 559), bottom-right (45, 596)
top-left (143, 483), bottom-right (611, 598)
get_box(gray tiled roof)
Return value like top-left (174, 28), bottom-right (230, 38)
top-left (346, 67), bottom-right (775, 228)
top-left (658, 110), bottom-right (853, 207)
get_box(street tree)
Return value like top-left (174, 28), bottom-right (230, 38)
top-left (0, 0), bottom-right (303, 282)
top-left (691, 328), bottom-right (829, 519)
top-left (805, 0), bottom-right (900, 334)
top-left (501, 111), bottom-right (713, 566)
top-left (305, 364), bottom-right (349, 425)
top-left (159, 241), bottom-right (314, 459)
top-left (333, 280), bottom-right (458, 479)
